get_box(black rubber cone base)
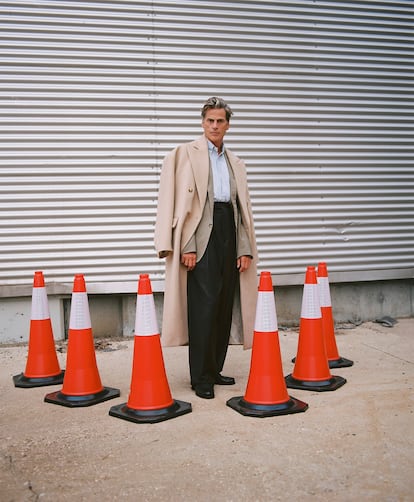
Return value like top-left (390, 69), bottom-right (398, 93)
top-left (285, 373), bottom-right (346, 392)
top-left (328, 356), bottom-right (354, 369)
top-left (13, 370), bottom-right (65, 388)
top-left (109, 399), bottom-right (192, 424)
top-left (44, 386), bottom-right (120, 407)
top-left (226, 395), bottom-right (308, 418)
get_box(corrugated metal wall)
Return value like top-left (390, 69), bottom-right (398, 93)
top-left (1, 0), bottom-right (413, 293)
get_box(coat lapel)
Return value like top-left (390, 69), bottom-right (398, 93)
top-left (188, 136), bottom-right (209, 206)
top-left (226, 149), bottom-right (246, 204)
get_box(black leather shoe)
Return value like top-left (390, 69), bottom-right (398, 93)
top-left (193, 383), bottom-right (214, 399)
top-left (215, 374), bottom-right (235, 385)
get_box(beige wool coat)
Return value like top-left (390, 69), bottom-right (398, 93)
top-left (154, 135), bottom-right (258, 348)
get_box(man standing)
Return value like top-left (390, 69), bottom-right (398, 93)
top-left (154, 97), bottom-right (258, 399)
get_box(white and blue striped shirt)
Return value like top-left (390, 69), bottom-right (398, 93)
top-left (207, 140), bottom-right (231, 202)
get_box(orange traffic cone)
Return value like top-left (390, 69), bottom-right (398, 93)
top-left (13, 271), bottom-right (64, 388)
top-left (285, 266), bottom-right (346, 391)
top-left (45, 274), bottom-right (120, 407)
top-left (109, 274), bottom-right (192, 423)
top-left (227, 271), bottom-right (308, 417)
top-left (317, 262), bottom-right (353, 368)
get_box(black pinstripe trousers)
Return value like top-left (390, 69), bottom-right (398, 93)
top-left (187, 202), bottom-right (237, 386)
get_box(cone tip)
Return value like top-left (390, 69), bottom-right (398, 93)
top-left (138, 273), bottom-right (152, 295)
top-left (305, 266), bottom-right (317, 284)
top-left (33, 271), bottom-right (45, 288)
top-left (317, 262), bottom-right (328, 277)
top-left (73, 274), bottom-right (87, 293)
top-left (258, 271), bottom-right (273, 292)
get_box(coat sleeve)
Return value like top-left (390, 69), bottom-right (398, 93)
top-left (237, 214), bottom-right (252, 258)
top-left (154, 150), bottom-right (177, 258)
top-left (231, 156), bottom-right (257, 260)
top-left (237, 181), bottom-right (257, 259)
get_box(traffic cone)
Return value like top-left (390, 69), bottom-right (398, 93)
top-left (227, 271), bottom-right (308, 417)
top-left (109, 274), bottom-right (192, 423)
top-left (285, 266), bottom-right (346, 391)
top-left (45, 274), bottom-right (120, 407)
top-left (13, 271), bottom-right (64, 388)
top-left (317, 262), bottom-right (353, 368)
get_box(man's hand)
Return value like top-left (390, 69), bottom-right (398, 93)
top-left (181, 252), bottom-right (197, 271)
top-left (237, 255), bottom-right (251, 272)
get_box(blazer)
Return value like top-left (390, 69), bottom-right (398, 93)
top-left (154, 135), bottom-right (258, 348)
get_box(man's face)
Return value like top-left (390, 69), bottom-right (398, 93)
top-left (202, 108), bottom-right (230, 148)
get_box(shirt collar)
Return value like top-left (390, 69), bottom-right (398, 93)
top-left (207, 139), bottom-right (225, 155)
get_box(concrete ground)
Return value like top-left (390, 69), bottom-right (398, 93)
top-left (1, 318), bottom-right (413, 501)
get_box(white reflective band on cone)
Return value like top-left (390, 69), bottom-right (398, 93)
top-left (254, 291), bottom-right (278, 332)
top-left (135, 294), bottom-right (159, 336)
top-left (301, 284), bottom-right (322, 319)
top-left (69, 292), bottom-right (92, 329)
top-left (317, 277), bottom-right (332, 308)
top-left (31, 287), bottom-right (50, 320)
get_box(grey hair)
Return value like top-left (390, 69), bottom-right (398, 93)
top-left (201, 96), bottom-right (233, 121)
